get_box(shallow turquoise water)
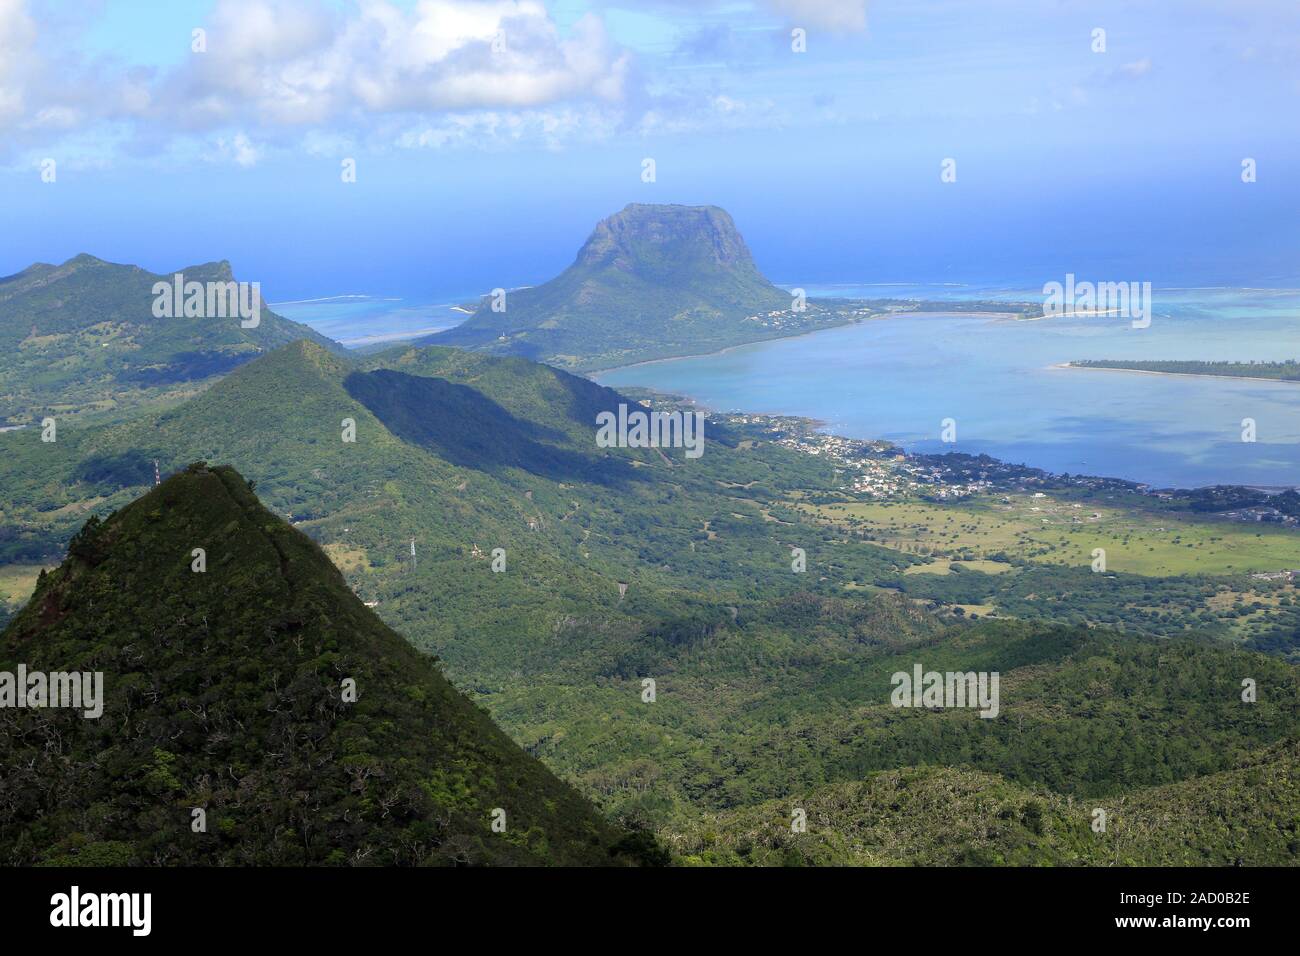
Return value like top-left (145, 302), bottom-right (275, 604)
top-left (272, 295), bottom-right (464, 348)
top-left (597, 288), bottom-right (1300, 489)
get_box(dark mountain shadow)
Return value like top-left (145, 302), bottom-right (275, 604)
top-left (344, 369), bottom-right (640, 485)
top-left (550, 370), bottom-right (740, 449)
top-left (501, 339), bottom-right (547, 362)
top-left (551, 368), bottom-right (636, 422)
top-left (72, 450), bottom-right (161, 489)
top-left (122, 349), bottom-right (257, 385)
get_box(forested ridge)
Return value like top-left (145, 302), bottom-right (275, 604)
top-left (0, 464), bottom-right (647, 866)
top-left (2, 340), bottom-right (1297, 865)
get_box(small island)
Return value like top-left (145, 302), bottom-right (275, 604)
top-left (1066, 359), bottom-right (1300, 382)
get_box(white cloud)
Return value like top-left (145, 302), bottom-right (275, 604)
top-left (0, 0), bottom-right (636, 162)
top-left (636, 91), bottom-right (782, 137)
top-left (31, 105), bottom-right (82, 130)
top-left (1118, 58), bottom-right (1153, 79)
top-left (215, 131), bottom-right (262, 167)
top-left (764, 0), bottom-right (867, 32)
top-left (395, 103), bottom-right (624, 151)
top-left (0, 0), bottom-right (37, 127)
top-left (162, 0), bottom-right (631, 127)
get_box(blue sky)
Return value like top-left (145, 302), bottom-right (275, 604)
top-left (1, 0), bottom-right (1297, 299)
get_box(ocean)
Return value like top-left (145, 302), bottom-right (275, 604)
top-left (595, 286), bottom-right (1300, 490)
top-left (277, 285), bottom-right (1300, 490)
top-left (271, 295), bottom-right (467, 349)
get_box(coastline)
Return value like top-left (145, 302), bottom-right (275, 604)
top-left (588, 323), bottom-right (858, 376)
top-left (592, 327), bottom-right (1300, 494)
top-left (589, 309), bottom-right (1026, 377)
top-left (1052, 362), bottom-right (1300, 385)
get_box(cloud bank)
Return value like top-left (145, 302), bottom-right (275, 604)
top-left (0, 0), bottom-right (637, 162)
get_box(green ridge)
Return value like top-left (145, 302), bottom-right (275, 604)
top-left (0, 463), bottom-right (647, 866)
top-left (0, 255), bottom-right (345, 425)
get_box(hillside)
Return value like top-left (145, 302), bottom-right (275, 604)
top-left (422, 204), bottom-right (863, 371)
top-left (672, 739), bottom-right (1300, 866)
top-left (1, 342), bottom-right (1299, 865)
top-left (0, 463), bottom-right (643, 866)
top-left (0, 340), bottom-right (906, 671)
top-left (358, 345), bottom-right (633, 443)
top-left (420, 205), bottom-right (1043, 372)
top-left (0, 254), bottom-right (344, 424)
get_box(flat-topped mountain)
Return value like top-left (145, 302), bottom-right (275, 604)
top-left (0, 462), bottom-right (643, 866)
top-left (423, 204), bottom-right (805, 370)
top-left (572, 203), bottom-right (778, 282)
top-left (0, 254), bottom-right (343, 424)
top-left (422, 204), bottom-right (1045, 370)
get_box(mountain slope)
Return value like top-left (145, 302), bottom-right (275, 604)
top-left (422, 204), bottom-right (832, 370)
top-left (0, 254), bottom-right (344, 424)
top-left (359, 344), bottom-right (635, 444)
top-left (0, 340), bottom-right (907, 675)
top-left (0, 462), bottom-right (642, 866)
top-left (421, 204), bottom-right (1040, 371)
top-left (3, 343), bottom-right (1298, 865)
top-left (672, 739), bottom-right (1300, 866)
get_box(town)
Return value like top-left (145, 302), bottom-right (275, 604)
top-left (720, 410), bottom-right (1300, 528)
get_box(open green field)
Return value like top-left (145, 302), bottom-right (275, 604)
top-left (802, 493), bottom-right (1300, 576)
top-left (902, 557), bottom-right (1014, 575)
top-left (0, 564), bottom-right (49, 611)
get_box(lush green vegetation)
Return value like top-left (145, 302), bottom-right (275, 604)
top-left (799, 495), bottom-right (1300, 655)
top-left (2, 339), bottom-right (1298, 865)
top-left (805, 495), bottom-right (1300, 575)
top-left (1174, 484), bottom-right (1300, 516)
top-left (1072, 359), bottom-right (1300, 381)
top-left (0, 464), bottom-right (646, 866)
top-left (673, 740), bottom-right (1300, 866)
top-left (0, 254), bottom-right (343, 425)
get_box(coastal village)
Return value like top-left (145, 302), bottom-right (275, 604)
top-left (722, 410), bottom-right (1300, 529)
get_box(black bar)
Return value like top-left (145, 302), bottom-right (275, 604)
top-left (0, 866), bottom-right (1279, 942)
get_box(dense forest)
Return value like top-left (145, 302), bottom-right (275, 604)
top-left (0, 254), bottom-right (342, 425)
top-left (0, 464), bottom-right (650, 866)
top-left (2, 341), bottom-right (1298, 865)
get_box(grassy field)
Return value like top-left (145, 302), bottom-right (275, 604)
top-left (902, 557), bottom-right (1014, 575)
top-left (0, 564), bottom-right (50, 611)
top-left (321, 542), bottom-right (371, 574)
top-left (802, 493), bottom-right (1300, 576)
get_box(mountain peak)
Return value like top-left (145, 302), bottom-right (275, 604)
top-left (48, 253), bottom-right (118, 279)
top-left (576, 203), bottom-right (756, 272)
top-left (181, 258), bottom-right (236, 281)
top-left (424, 202), bottom-right (789, 369)
top-left (1, 462), bottom-right (638, 866)
top-left (0, 254), bottom-right (346, 424)
top-left (282, 336), bottom-right (344, 364)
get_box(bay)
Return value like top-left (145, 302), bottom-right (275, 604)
top-left (597, 287), bottom-right (1300, 489)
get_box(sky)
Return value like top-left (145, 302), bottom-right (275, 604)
top-left (0, 0), bottom-right (1297, 300)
